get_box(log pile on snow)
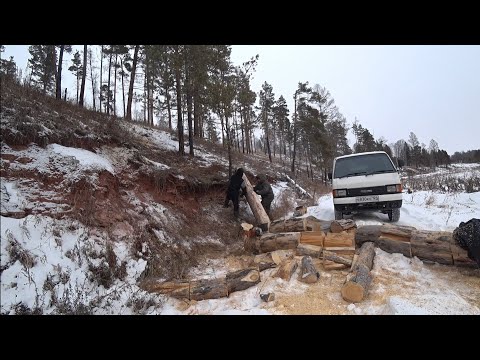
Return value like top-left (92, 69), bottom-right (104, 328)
top-left (355, 225), bottom-right (478, 267)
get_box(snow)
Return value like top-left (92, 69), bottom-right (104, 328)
top-left (49, 144), bottom-right (114, 174)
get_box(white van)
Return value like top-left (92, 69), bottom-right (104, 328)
top-left (330, 151), bottom-right (402, 222)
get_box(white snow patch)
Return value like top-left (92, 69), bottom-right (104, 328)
top-left (49, 144), bottom-right (114, 174)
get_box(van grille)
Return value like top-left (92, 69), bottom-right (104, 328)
top-left (347, 186), bottom-right (387, 196)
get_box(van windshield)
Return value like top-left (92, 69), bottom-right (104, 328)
top-left (334, 153), bottom-right (396, 179)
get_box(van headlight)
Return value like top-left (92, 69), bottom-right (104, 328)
top-left (333, 189), bottom-right (347, 197)
top-left (386, 184), bottom-right (402, 193)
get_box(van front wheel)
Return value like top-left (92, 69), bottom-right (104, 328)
top-left (388, 208), bottom-right (400, 222)
top-left (334, 210), bottom-right (343, 220)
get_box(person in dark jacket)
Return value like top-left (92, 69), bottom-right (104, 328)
top-left (254, 174), bottom-right (274, 216)
top-left (224, 168), bottom-right (246, 217)
top-left (453, 218), bottom-right (480, 267)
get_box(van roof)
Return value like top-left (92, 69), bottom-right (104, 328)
top-left (335, 151), bottom-right (388, 161)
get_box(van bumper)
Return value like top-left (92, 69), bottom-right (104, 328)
top-left (333, 193), bottom-right (402, 212)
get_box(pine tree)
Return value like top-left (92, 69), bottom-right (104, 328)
top-left (28, 45), bottom-right (57, 94)
top-left (68, 50), bottom-right (83, 103)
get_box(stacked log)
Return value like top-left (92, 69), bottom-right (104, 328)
top-left (140, 267), bottom-right (261, 300)
top-left (269, 216), bottom-right (332, 233)
top-left (245, 232), bottom-right (300, 254)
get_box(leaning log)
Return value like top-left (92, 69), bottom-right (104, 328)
top-left (243, 174), bottom-right (270, 231)
top-left (274, 259), bottom-right (298, 281)
top-left (341, 242), bottom-right (376, 303)
top-left (330, 219), bottom-right (357, 233)
top-left (296, 244), bottom-right (322, 258)
top-left (298, 256), bottom-right (320, 283)
top-left (246, 232), bottom-right (300, 254)
top-left (226, 267), bottom-right (261, 294)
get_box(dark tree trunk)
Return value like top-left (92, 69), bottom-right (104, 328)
top-left (56, 45), bottom-right (64, 100)
top-left (166, 89), bottom-right (172, 129)
top-left (120, 57), bottom-right (125, 117)
top-left (113, 53), bottom-right (118, 115)
top-left (193, 83), bottom-right (199, 137)
top-left (186, 66), bottom-right (194, 156)
top-left (89, 48), bottom-right (96, 111)
top-left (126, 45), bottom-right (140, 121)
top-left (99, 45), bottom-right (103, 113)
top-left (174, 47), bottom-right (184, 155)
top-left (79, 45), bottom-right (87, 108)
top-left (291, 95), bottom-right (297, 173)
top-left (106, 52), bottom-right (112, 115)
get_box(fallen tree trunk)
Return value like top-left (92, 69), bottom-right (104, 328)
top-left (330, 219), bottom-right (357, 233)
top-left (355, 225), bottom-right (416, 246)
top-left (246, 232), bottom-right (300, 254)
top-left (284, 173), bottom-right (313, 199)
top-left (226, 267), bottom-right (261, 294)
top-left (341, 242), bottom-right (376, 303)
top-left (243, 174), bottom-right (270, 231)
top-left (296, 244), bottom-right (322, 258)
top-left (139, 280), bottom-right (190, 299)
top-left (190, 278), bottom-right (229, 301)
top-left (141, 269), bottom-right (261, 301)
top-left (355, 225), bottom-right (415, 257)
top-left (298, 256), bottom-right (320, 283)
top-left (274, 259), bottom-right (298, 281)
top-left (411, 230), bottom-right (453, 265)
top-left (355, 225), bottom-right (477, 267)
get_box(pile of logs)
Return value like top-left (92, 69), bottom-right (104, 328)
top-left (141, 206), bottom-right (477, 305)
top-left (355, 224), bottom-right (477, 267)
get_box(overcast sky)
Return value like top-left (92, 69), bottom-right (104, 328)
top-left (3, 45), bottom-right (479, 154)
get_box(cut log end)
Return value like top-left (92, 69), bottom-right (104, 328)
top-left (341, 281), bottom-right (365, 303)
